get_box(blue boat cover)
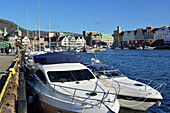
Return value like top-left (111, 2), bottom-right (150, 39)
top-left (33, 52), bottom-right (80, 64)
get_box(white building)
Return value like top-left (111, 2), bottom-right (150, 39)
top-left (76, 37), bottom-right (86, 47)
top-left (154, 26), bottom-right (170, 45)
top-left (59, 36), bottom-right (86, 47)
top-left (60, 36), bottom-right (69, 47)
top-left (22, 36), bottom-right (30, 46)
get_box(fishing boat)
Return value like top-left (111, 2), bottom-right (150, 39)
top-left (86, 58), bottom-right (166, 111)
top-left (27, 52), bottom-right (120, 113)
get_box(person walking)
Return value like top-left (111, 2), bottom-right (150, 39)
top-left (1, 47), bottom-right (4, 55)
top-left (5, 46), bottom-right (9, 55)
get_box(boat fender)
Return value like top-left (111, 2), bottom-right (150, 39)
top-left (156, 101), bottom-right (161, 106)
top-left (28, 96), bottom-right (34, 104)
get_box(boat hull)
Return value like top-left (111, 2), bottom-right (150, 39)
top-left (27, 81), bottom-right (119, 113)
top-left (118, 98), bottom-right (159, 111)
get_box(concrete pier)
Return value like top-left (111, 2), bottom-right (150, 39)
top-left (0, 54), bottom-right (16, 72)
top-left (0, 53), bottom-right (16, 92)
top-left (0, 53), bottom-right (17, 113)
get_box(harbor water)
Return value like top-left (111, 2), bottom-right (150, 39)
top-left (71, 49), bottom-right (170, 113)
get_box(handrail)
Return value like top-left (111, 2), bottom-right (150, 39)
top-left (127, 75), bottom-right (166, 93)
top-left (0, 49), bottom-right (23, 112)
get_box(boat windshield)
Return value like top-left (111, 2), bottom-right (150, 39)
top-left (47, 69), bottom-right (95, 82)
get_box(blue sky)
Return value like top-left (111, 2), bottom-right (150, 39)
top-left (1, 0), bottom-right (170, 34)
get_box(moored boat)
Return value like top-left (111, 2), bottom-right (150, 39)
top-left (86, 58), bottom-right (166, 111)
top-left (26, 52), bottom-right (120, 113)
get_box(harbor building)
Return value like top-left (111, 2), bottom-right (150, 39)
top-left (58, 36), bottom-right (86, 48)
top-left (101, 34), bottom-right (114, 47)
top-left (114, 26), bottom-right (170, 47)
top-left (113, 26), bottom-right (124, 47)
top-left (83, 31), bottom-right (97, 46)
top-left (154, 26), bottom-right (170, 46)
top-left (123, 31), bottom-right (135, 46)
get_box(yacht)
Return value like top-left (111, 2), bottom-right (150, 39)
top-left (86, 58), bottom-right (166, 111)
top-left (27, 52), bottom-right (120, 113)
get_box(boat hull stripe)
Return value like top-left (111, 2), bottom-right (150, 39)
top-left (117, 95), bottom-right (161, 102)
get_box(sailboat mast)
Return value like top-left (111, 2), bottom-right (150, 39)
top-left (38, 5), bottom-right (41, 52)
top-left (34, 22), bottom-right (37, 52)
top-left (26, 11), bottom-right (29, 50)
top-left (49, 16), bottom-right (51, 49)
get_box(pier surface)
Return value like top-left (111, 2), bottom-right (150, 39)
top-left (0, 53), bottom-right (16, 92)
top-left (0, 54), bottom-right (16, 72)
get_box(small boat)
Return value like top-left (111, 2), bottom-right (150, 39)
top-left (86, 58), bottom-right (166, 111)
top-left (114, 47), bottom-right (121, 50)
top-left (27, 52), bottom-right (120, 113)
top-left (87, 48), bottom-right (95, 53)
top-left (143, 46), bottom-right (155, 50)
top-left (74, 47), bottom-right (82, 53)
top-left (136, 46), bottom-right (143, 50)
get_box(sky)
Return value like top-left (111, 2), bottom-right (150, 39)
top-left (0, 0), bottom-right (170, 34)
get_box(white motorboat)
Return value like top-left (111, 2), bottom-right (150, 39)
top-left (136, 46), bottom-right (143, 50)
top-left (27, 53), bottom-right (120, 113)
top-left (114, 47), bottom-right (121, 50)
top-left (86, 59), bottom-right (166, 111)
top-left (143, 46), bottom-right (155, 50)
top-left (87, 48), bottom-right (95, 53)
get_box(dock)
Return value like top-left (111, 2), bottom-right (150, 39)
top-left (0, 51), bottom-right (27, 113)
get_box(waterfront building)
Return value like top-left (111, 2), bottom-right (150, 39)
top-left (144, 26), bottom-right (154, 43)
top-left (101, 34), bottom-right (114, 47)
top-left (135, 29), bottom-right (145, 40)
top-left (22, 36), bottom-right (30, 47)
top-left (69, 36), bottom-right (77, 47)
top-left (58, 36), bottom-right (86, 48)
top-left (154, 26), bottom-right (170, 46)
top-left (113, 26), bottom-right (124, 47)
top-left (123, 31), bottom-right (135, 45)
top-left (75, 37), bottom-right (86, 47)
top-left (83, 31), bottom-right (98, 46)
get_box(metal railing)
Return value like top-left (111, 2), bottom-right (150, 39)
top-left (128, 76), bottom-right (167, 93)
top-left (29, 74), bottom-right (118, 109)
top-left (95, 69), bottom-right (166, 94)
top-left (0, 49), bottom-right (24, 112)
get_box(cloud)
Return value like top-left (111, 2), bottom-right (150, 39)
top-left (94, 19), bottom-right (108, 25)
top-left (94, 21), bottom-right (102, 24)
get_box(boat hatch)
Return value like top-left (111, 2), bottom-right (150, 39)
top-left (86, 92), bottom-right (97, 96)
top-left (134, 83), bottom-right (143, 86)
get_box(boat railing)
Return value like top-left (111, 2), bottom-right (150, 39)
top-left (127, 76), bottom-right (166, 93)
top-left (29, 74), bottom-right (118, 108)
top-left (97, 69), bottom-right (166, 94)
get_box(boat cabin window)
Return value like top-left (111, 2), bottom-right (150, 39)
top-left (47, 69), bottom-right (95, 82)
top-left (35, 70), bottom-right (47, 83)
